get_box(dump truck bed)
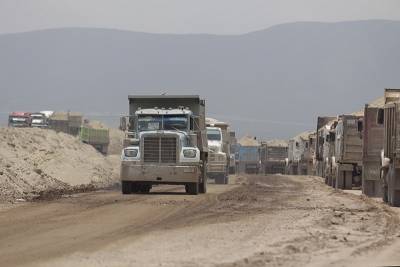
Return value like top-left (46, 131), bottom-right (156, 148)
top-left (80, 126), bottom-right (110, 145)
top-left (335, 115), bottom-right (363, 164)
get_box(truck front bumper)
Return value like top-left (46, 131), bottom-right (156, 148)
top-left (120, 162), bottom-right (200, 184)
top-left (207, 163), bottom-right (226, 173)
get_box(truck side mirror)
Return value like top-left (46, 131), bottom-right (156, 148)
top-left (377, 109), bottom-right (384, 125)
top-left (190, 117), bottom-right (194, 130)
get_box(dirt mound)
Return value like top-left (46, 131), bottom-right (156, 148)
top-left (0, 127), bottom-right (120, 202)
top-left (238, 135), bottom-right (259, 147)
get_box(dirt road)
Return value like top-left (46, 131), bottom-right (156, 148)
top-left (1, 174), bottom-right (400, 267)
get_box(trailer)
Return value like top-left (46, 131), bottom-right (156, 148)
top-left (362, 98), bottom-right (385, 197)
top-left (237, 136), bottom-right (260, 174)
top-left (287, 131), bottom-right (314, 175)
top-left (80, 126), bottom-right (110, 154)
top-left (261, 140), bottom-right (288, 174)
top-left (48, 112), bottom-right (83, 136)
top-left (381, 89), bottom-right (400, 206)
top-left (332, 115), bottom-right (363, 189)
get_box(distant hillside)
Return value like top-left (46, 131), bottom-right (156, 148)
top-left (1, 20), bottom-right (400, 138)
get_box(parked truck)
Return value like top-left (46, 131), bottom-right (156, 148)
top-left (362, 96), bottom-right (386, 197)
top-left (287, 131), bottom-right (314, 175)
top-left (80, 125), bottom-right (110, 154)
top-left (260, 140), bottom-right (288, 174)
top-left (48, 112), bottom-right (83, 136)
top-left (332, 115), bottom-right (364, 189)
top-left (8, 112), bottom-right (31, 127)
top-left (120, 95), bottom-right (208, 195)
top-left (315, 116), bottom-right (336, 177)
top-left (205, 118), bottom-right (231, 184)
top-left (237, 136), bottom-right (260, 174)
top-left (30, 112), bottom-right (48, 128)
top-left (381, 89), bottom-right (400, 206)
top-left (319, 119), bottom-right (338, 186)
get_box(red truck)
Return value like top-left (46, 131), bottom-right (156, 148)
top-left (8, 112), bottom-right (31, 127)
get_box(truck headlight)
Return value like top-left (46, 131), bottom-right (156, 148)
top-left (124, 148), bottom-right (139, 158)
top-left (183, 149), bottom-right (197, 158)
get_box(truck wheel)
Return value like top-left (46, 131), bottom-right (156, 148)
top-left (131, 183), bottom-right (140, 193)
top-left (391, 191), bottom-right (400, 207)
top-left (139, 184), bottom-right (151, 194)
top-left (215, 175), bottom-right (225, 184)
top-left (199, 163), bottom-right (207, 194)
top-left (344, 171), bottom-right (353, 190)
top-left (331, 176), bottom-right (336, 188)
top-left (224, 175), bottom-right (229, 184)
top-left (383, 186), bottom-right (388, 203)
top-left (336, 170), bottom-right (344, 189)
top-left (122, 181), bottom-right (132, 194)
top-left (185, 183), bottom-right (199, 195)
top-left (199, 179), bottom-right (207, 194)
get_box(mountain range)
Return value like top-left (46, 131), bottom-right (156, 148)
top-left (1, 20), bottom-right (400, 139)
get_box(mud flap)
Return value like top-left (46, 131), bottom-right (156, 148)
top-left (336, 169), bottom-right (344, 189)
top-left (344, 171), bottom-right (353, 190)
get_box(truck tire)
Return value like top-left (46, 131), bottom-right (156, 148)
top-left (391, 191), bottom-right (400, 207)
top-left (336, 170), bottom-right (344, 189)
top-left (186, 183), bottom-right (199, 195)
top-left (215, 174), bottom-right (225, 184)
top-left (199, 180), bottom-right (207, 194)
top-left (139, 184), bottom-right (151, 194)
top-left (224, 175), bottom-right (229, 184)
top-left (331, 175), bottom-right (337, 188)
top-left (131, 183), bottom-right (140, 193)
top-left (383, 186), bottom-right (388, 203)
top-left (199, 163), bottom-right (207, 194)
top-left (122, 181), bottom-right (132, 194)
top-left (344, 171), bottom-right (353, 190)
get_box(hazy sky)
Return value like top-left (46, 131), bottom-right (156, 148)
top-left (1, 0), bottom-right (400, 34)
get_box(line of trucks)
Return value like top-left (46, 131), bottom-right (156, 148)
top-left (119, 95), bottom-right (291, 195)
top-left (287, 88), bottom-right (400, 207)
top-left (7, 111), bottom-right (110, 155)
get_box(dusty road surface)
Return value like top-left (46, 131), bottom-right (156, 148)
top-left (1, 174), bottom-right (400, 267)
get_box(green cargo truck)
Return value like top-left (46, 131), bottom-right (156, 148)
top-left (80, 126), bottom-right (110, 154)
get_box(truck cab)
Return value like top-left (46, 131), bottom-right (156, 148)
top-left (206, 126), bottom-right (228, 184)
top-left (30, 113), bottom-right (48, 128)
top-left (120, 95), bottom-right (208, 195)
top-left (8, 112), bottom-right (31, 127)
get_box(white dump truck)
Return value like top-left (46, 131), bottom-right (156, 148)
top-left (120, 95), bottom-right (208, 195)
top-left (205, 118), bottom-right (230, 184)
top-left (30, 112), bottom-right (48, 128)
top-left (332, 115), bottom-right (363, 189)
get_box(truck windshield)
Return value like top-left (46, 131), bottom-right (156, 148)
top-left (10, 117), bottom-right (27, 122)
top-left (207, 129), bottom-right (221, 141)
top-left (138, 116), bottom-right (162, 131)
top-left (137, 115), bottom-right (188, 131)
top-left (163, 115), bottom-right (188, 131)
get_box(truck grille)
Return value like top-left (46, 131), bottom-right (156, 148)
top-left (209, 153), bottom-right (225, 163)
top-left (143, 136), bottom-right (177, 163)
